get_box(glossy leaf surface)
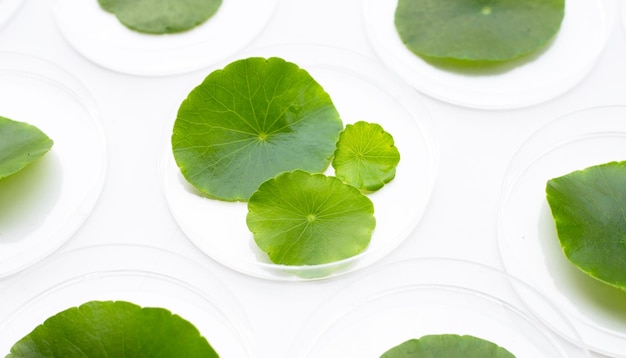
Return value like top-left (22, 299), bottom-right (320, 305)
top-left (98, 0), bottom-right (222, 34)
top-left (247, 170), bottom-right (375, 265)
top-left (394, 0), bottom-right (565, 62)
top-left (332, 121), bottom-right (400, 192)
top-left (381, 334), bottom-right (515, 357)
top-left (546, 161), bottom-right (626, 290)
top-left (0, 116), bottom-right (53, 180)
top-left (172, 57), bottom-right (343, 201)
top-left (7, 300), bottom-right (218, 357)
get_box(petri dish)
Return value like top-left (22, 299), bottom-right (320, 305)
top-left (52, 0), bottom-right (279, 76)
top-left (498, 106), bottom-right (626, 357)
top-left (289, 258), bottom-right (589, 357)
top-left (0, 0), bottom-right (24, 30)
top-left (161, 44), bottom-right (439, 281)
top-left (363, 0), bottom-right (611, 109)
top-left (0, 244), bottom-right (255, 356)
top-left (0, 52), bottom-right (106, 278)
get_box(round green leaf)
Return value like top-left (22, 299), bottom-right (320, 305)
top-left (546, 161), bottom-right (626, 291)
top-left (381, 334), bottom-right (515, 358)
top-left (7, 300), bottom-right (218, 357)
top-left (332, 121), bottom-right (400, 192)
top-left (98, 0), bottom-right (222, 34)
top-left (394, 0), bottom-right (565, 62)
top-left (0, 116), bottom-right (53, 180)
top-left (172, 57), bottom-right (343, 202)
top-left (246, 170), bottom-right (375, 266)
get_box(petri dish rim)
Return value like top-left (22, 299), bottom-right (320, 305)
top-left (0, 51), bottom-right (106, 279)
top-left (289, 257), bottom-right (590, 357)
top-left (497, 105), bottom-right (626, 356)
top-left (362, 0), bottom-right (612, 110)
top-left (52, 0), bottom-right (280, 76)
top-left (0, 243), bottom-right (256, 356)
top-left (160, 43), bottom-right (440, 281)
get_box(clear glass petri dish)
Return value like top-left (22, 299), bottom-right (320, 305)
top-left (161, 44), bottom-right (439, 281)
top-left (52, 0), bottom-right (279, 76)
top-left (0, 0), bottom-right (24, 30)
top-left (0, 244), bottom-right (255, 356)
top-left (0, 52), bottom-right (106, 278)
top-left (498, 105), bottom-right (626, 357)
top-left (289, 258), bottom-right (590, 357)
top-left (363, 0), bottom-right (611, 109)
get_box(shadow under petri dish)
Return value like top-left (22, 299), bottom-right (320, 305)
top-left (538, 203), bottom-right (626, 330)
top-left (0, 152), bottom-right (62, 243)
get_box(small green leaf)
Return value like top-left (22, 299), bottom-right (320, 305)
top-left (332, 121), bottom-right (400, 192)
top-left (0, 116), bottom-right (53, 180)
top-left (172, 57), bottom-right (343, 202)
top-left (381, 334), bottom-right (515, 357)
top-left (7, 300), bottom-right (218, 357)
top-left (394, 0), bottom-right (565, 62)
top-left (546, 161), bottom-right (626, 291)
top-left (246, 170), bottom-right (375, 265)
top-left (98, 0), bottom-right (222, 34)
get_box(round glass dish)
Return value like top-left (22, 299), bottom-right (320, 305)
top-left (161, 44), bottom-right (439, 281)
top-left (52, 0), bottom-right (279, 76)
top-left (289, 258), bottom-right (589, 357)
top-left (0, 52), bottom-right (106, 278)
top-left (498, 106), bottom-right (626, 357)
top-left (0, 244), bottom-right (255, 356)
top-left (363, 0), bottom-right (611, 109)
top-left (0, 0), bottom-right (24, 30)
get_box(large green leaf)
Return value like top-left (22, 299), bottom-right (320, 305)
top-left (546, 161), bottom-right (626, 291)
top-left (98, 0), bottom-right (222, 34)
top-left (381, 334), bottom-right (515, 357)
top-left (246, 170), bottom-right (375, 265)
top-left (332, 121), bottom-right (400, 192)
top-left (7, 301), bottom-right (218, 357)
top-left (0, 116), bottom-right (53, 180)
top-left (172, 57), bottom-right (343, 202)
top-left (394, 0), bottom-right (565, 62)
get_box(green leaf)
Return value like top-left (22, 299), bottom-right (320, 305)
top-left (546, 161), bottom-right (626, 291)
top-left (172, 57), bottom-right (343, 202)
top-left (246, 170), bottom-right (375, 266)
top-left (381, 334), bottom-right (515, 358)
top-left (7, 300), bottom-right (219, 357)
top-left (0, 116), bottom-right (53, 180)
top-left (98, 0), bottom-right (222, 34)
top-left (394, 0), bottom-right (565, 62)
top-left (332, 121), bottom-right (400, 192)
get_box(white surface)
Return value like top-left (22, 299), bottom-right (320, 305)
top-left (0, 0), bottom-right (624, 356)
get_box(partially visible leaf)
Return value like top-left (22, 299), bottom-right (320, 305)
top-left (0, 116), bottom-right (53, 180)
top-left (173, 57), bottom-right (343, 202)
top-left (381, 334), bottom-right (515, 357)
top-left (247, 170), bottom-right (375, 265)
top-left (332, 121), bottom-right (400, 192)
top-left (98, 0), bottom-right (222, 34)
top-left (7, 300), bottom-right (218, 357)
top-left (394, 0), bottom-right (565, 62)
top-left (546, 161), bottom-right (626, 290)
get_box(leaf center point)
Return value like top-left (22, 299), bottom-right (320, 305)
top-left (306, 214), bottom-right (317, 223)
top-left (258, 132), bottom-right (269, 141)
top-left (481, 6), bottom-right (492, 15)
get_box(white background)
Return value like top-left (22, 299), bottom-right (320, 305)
top-left (0, 0), bottom-right (625, 356)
